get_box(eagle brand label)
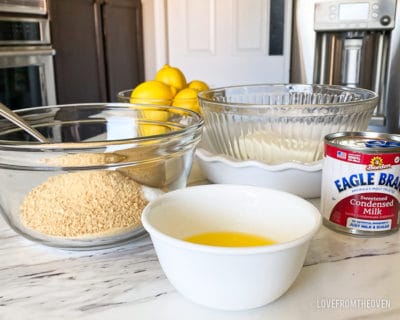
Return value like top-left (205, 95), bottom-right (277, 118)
top-left (321, 132), bottom-right (400, 235)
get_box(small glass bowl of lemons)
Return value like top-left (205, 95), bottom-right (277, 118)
top-left (117, 64), bottom-right (209, 115)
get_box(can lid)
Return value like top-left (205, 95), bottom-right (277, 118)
top-left (325, 131), bottom-right (400, 152)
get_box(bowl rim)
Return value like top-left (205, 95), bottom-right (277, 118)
top-left (197, 83), bottom-right (379, 108)
top-left (142, 184), bottom-right (322, 255)
top-left (0, 103), bottom-right (204, 150)
top-left (117, 89), bottom-right (173, 102)
top-left (117, 89), bottom-right (199, 102)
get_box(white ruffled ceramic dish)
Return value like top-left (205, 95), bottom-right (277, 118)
top-left (195, 134), bottom-right (323, 198)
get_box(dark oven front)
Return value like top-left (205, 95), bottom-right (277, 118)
top-left (0, 16), bottom-right (56, 110)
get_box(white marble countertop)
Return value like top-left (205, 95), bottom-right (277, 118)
top-left (1, 165), bottom-right (400, 319)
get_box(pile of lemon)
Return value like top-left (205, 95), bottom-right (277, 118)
top-left (130, 64), bottom-right (209, 114)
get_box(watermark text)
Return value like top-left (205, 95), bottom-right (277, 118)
top-left (315, 297), bottom-right (391, 310)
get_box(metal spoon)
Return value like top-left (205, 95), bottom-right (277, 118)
top-left (0, 103), bottom-right (49, 143)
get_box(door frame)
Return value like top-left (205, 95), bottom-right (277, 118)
top-left (142, 0), bottom-right (168, 79)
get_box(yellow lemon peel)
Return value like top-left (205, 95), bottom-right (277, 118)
top-left (188, 80), bottom-right (209, 92)
top-left (155, 64), bottom-right (187, 91)
top-left (172, 87), bottom-right (201, 114)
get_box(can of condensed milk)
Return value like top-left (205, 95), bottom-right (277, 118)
top-left (321, 132), bottom-right (400, 236)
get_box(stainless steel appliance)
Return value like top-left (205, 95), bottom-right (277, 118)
top-left (0, 0), bottom-right (47, 15)
top-left (0, 16), bottom-right (56, 109)
top-left (291, 0), bottom-right (400, 133)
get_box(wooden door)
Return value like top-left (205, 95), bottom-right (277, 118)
top-left (102, 0), bottom-right (145, 102)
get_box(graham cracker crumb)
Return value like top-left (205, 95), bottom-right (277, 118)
top-left (20, 170), bottom-right (148, 238)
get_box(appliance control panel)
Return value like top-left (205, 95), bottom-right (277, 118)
top-left (0, 0), bottom-right (47, 15)
top-left (0, 17), bottom-right (50, 45)
top-left (314, 0), bottom-right (396, 31)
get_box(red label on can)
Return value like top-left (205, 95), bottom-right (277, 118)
top-left (325, 144), bottom-right (399, 166)
top-left (329, 193), bottom-right (398, 231)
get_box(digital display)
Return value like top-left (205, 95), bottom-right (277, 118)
top-left (339, 3), bottom-right (369, 20)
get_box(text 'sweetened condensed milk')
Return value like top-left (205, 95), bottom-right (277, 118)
top-left (321, 132), bottom-right (400, 236)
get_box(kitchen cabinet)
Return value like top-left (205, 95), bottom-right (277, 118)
top-left (49, 0), bottom-right (144, 103)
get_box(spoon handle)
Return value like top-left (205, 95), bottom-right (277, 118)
top-left (0, 103), bottom-right (49, 143)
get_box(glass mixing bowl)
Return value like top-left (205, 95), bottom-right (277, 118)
top-left (198, 84), bottom-right (378, 164)
top-left (0, 103), bottom-right (203, 249)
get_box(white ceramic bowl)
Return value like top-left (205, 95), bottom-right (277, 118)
top-left (142, 185), bottom-right (322, 311)
top-left (195, 131), bottom-right (323, 198)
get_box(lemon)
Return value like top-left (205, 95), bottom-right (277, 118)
top-left (169, 85), bottom-right (178, 97)
top-left (155, 64), bottom-right (187, 91)
top-left (130, 80), bottom-right (172, 135)
top-left (139, 123), bottom-right (168, 136)
top-left (188, 80), bottom-right (209, 92)
top-left (130, 80), bottom-right (173, 106)
top-left (172, 87), bottom-right (201, 114)
top-left (130, 80), bottom-right (171, 121)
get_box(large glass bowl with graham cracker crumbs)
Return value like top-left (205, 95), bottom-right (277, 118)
top-left (0, 103), bottom-right (203, 250)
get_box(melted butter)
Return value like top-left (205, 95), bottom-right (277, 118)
top-left (184, 231), bottom-right (276, 247)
